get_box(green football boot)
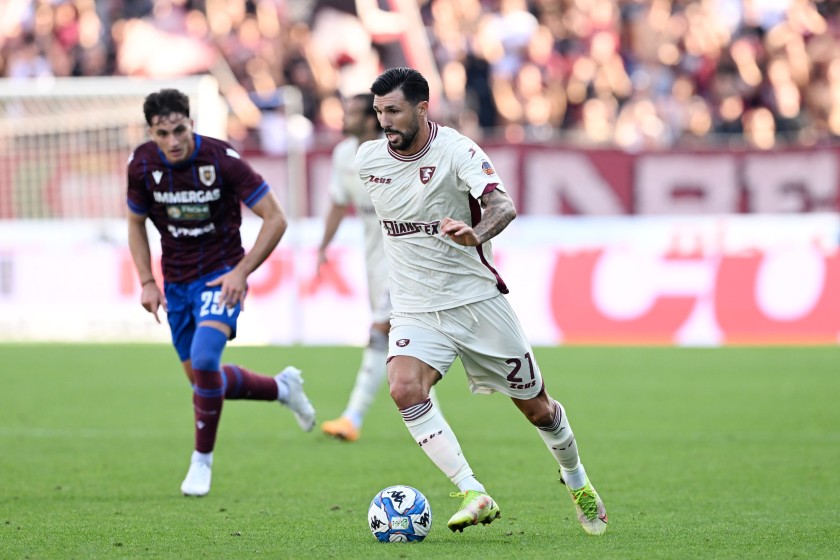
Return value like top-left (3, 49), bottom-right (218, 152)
top-left (446, 490), bottom-right (501, 532)
top-left (561, 474), bottom-right (608, 535)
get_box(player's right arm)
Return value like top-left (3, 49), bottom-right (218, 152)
top-left (127, 210), bottom-right (167, 323)
top-left (318, 140), bottom-right (355, 274)
top-left (126, 149), bottom-right (166, 323)
top-left (317, 201), bottom-right (349, 274)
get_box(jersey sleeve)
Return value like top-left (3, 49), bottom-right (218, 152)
top-left (221, 146), bottom-right (270, 208)
top-left (355, 140), bottom-right (374, 181)
top-left (328, 141), bottom-right (351, 206)
top-left (126, 150), bottom-right (152, 215)
top-left (454, 141), bottom-right (507, 200)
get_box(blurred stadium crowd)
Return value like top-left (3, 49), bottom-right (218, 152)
top-left (1, 0), bottom-right (839, 151)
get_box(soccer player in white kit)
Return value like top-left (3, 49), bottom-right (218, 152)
top-left (356, 68), bottom-right (608, 535)
top-left (317, 94), bottom-right (392, 441)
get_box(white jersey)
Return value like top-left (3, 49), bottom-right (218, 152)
top-left (329, 136), bottom-right (389, 309)
top-left (356, 122), bottom-right (508, 313)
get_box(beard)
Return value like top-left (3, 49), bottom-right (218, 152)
top-left (385, 122), bottom-right (420, 152)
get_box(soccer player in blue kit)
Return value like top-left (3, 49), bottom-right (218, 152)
top-left (127, 89), bottom-right (316, 497)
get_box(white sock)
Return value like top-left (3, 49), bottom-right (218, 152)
top-left (537, 401), bottom-right (587, 488)
top-left (428, 386), bottom-right (442, 416)
top-left (401, 399), bottom-right (485, 493)
top-left (562, 463), bottom-right (587, 491)
top-left (343, 345), bottom-right (387, 428)
top-left (457, 477), bottom-right (487, 493)
top-left (191, 450), bottom-right (213, 467)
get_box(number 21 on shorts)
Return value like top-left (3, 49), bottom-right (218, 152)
top-left (506, 352), bottom-right (537, 390)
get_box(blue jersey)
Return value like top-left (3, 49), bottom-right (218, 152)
top-left (126, 134), bottom-right (269, 283)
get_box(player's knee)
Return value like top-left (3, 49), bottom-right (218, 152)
top-left (389, 383), bottom-right (419, 409)
top-left (387, 356), bottom-right (432, 407)
top-left (388, 375), bottom-right (425, 409)
top-left (190, 326), bottom-right (228, 372)
top-left (519, 396), bottom-right (555, 427)
top-left (525, 406), bottom-right (554, 427)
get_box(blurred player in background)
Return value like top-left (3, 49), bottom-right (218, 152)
top-left (126, 88), bottom-right (316, 497)
top-left (318, 93), bottom-right (446, 442)
top-left (317, 93), bottom-right (388, 442)
top-left (357, 68), bottom-right (608, 535)
top-left (317, 93), bottom-right (445, 441)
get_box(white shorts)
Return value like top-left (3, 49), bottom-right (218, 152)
top-left (388, 295), bottom-right (543, 399)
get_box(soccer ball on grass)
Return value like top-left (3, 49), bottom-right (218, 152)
top-left (368, 485), bottom-right (432, 542)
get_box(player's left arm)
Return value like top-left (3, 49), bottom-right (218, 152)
top-left (440, 140), bottom-right (516, 246)
top-left (207, 190), bottom-right (287, 309)
top-left (476, 187), bottom-right (517, 241)
top-left (440, 188), bottom-right (516, 246)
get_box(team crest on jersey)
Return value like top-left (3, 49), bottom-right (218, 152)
top-left (419, 166), bottom-right (436, 184)
top-left (396, 339), bottom-right (410, 347)
top-left (481, 160), bottom-right (495, 176)
top-left (198, 165), bottom-right (216, 186)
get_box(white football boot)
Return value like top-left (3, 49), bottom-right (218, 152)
top-left (276, 366), bottom-right (316, 432)
top-left (181, 453), bottom-right (212, 497)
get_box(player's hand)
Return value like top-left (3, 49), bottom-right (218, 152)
top-left (206, 268), bottom-right (248, 310)
top-left (140, 283), bottom-right (167, 324)
top-left (439, 217), bottom-right (480, 246)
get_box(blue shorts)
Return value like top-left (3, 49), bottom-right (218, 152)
top-left (165, 268), bottom-right (241, 361)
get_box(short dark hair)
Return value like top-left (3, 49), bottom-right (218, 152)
top-left (351, 93), bottom-right (377, 120)
top-left (370, 68), bottom-right (429, 105)
top-left (143, 89), bottom-right (190, 126)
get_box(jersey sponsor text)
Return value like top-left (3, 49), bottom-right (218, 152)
top-left (167, 222), bottom-right (216, 238)
top-left (381, 219), bottom-right (440, 237)
top-left (153, 189), bottom-right (221, 204)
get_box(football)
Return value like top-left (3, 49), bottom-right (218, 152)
top-left (368, 485), bottom-right (432, 543)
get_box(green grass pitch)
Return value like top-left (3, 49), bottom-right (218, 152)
top-left (1, 344), bottom-right (838, 559)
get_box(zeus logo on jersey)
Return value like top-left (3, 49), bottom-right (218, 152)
top-left (381, 220), bottom-right (440, 237)
top-left (153, 189), bottom-right (221, 204)
top-left (510, 380), bottom-right (537, 390)
top-left (368, 175), bottom-right (392, 184)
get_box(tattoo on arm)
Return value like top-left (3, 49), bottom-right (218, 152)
top-left (473, 190), bottom-right (516, 244)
